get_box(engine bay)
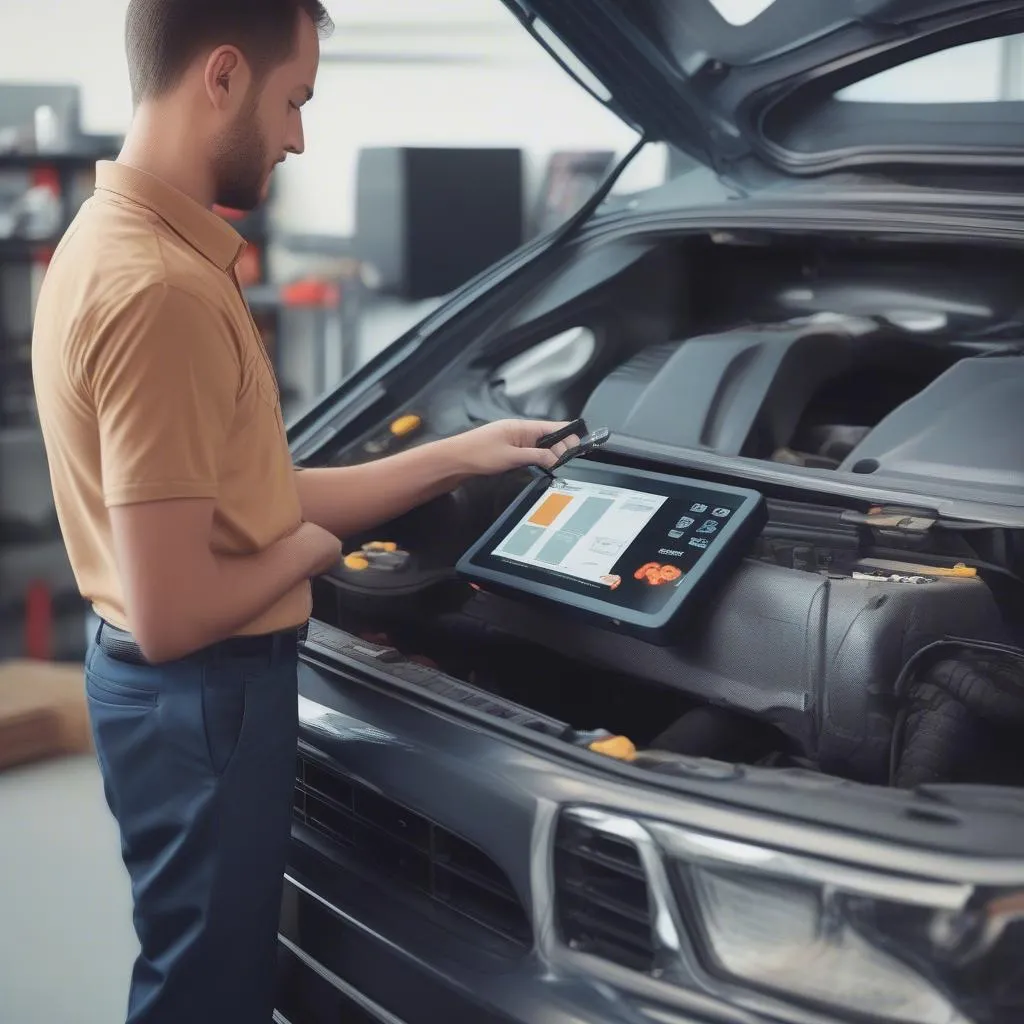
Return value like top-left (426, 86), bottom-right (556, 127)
top-left (308, 229), bottom-right (1024, 793)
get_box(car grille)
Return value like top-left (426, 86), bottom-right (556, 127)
top-left (554, 813), bottom-right (656, 972)
top-left (293, 755), bottom-right (532, 950)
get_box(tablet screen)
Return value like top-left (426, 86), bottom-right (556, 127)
top-left (461, 465), bottom-right (761, 626)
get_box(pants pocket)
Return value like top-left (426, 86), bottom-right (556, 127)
top-left (86, 666), bottom-right (160, 709)
top-left (201, 662), bottom-right (248, 776)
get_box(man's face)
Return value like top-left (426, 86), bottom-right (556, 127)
top-left (211, 12), bottom-right (320, 211)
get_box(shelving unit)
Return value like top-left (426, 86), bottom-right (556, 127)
top-left (0, 145), bottom-right (116, 660)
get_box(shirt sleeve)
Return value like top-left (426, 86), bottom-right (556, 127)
top-left (85, 282), bottom-right (242, 508)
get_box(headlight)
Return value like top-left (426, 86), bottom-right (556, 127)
top-left (558, 809), bottom-right (1024, 1024)
top-left (683, 865), bottom-right (962, 1024)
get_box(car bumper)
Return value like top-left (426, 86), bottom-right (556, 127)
top-left (277, 863), bottom-right (735, 1024)
top-left (276, 652), bottom-right (839, 1024)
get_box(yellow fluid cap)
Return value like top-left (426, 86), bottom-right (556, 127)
top-left (363, 541), bottom-right (398, 553)
top-left (343, 553), bottom-right (370, 571)
top-left (589, 735), bottom-right (637, 762)
top-left (390, 414), bottom-right (422, 437)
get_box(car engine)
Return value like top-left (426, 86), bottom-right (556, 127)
top-left (310, 230), bottom-right (1024, 792)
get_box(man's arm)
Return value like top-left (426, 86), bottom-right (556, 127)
top-left (90, 283), bottom-right (340, 663)
top-left (294, 419), bottom-right (574, 538)
top-left (111, 500), bottom-right (338, 663)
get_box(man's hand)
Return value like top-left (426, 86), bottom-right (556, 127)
top-left (445, 419), bottom-right (579, 476)
top-left (292, 419), bottom-right (579, 540)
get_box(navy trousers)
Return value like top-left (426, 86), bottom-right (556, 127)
top-left (84, 629), bottom-right (299, 1024)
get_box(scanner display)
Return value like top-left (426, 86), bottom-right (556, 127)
top-left (458, 463), bottom-right (766, 641)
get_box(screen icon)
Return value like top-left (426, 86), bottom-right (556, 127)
top-left (668, 530), bottom-right (684, 540)
top-left (712, 507), bottom-right (731, 518)
top-left (633, 562), bottom-right (683, 586)
top-left (688, 537), bottom-right (709, 550)
top-left (697, 519), bottom-right (719, 535)
top-left (690, 503), bottom-right (708, 514)
top-left (674, 516), bottom-right (695, 531)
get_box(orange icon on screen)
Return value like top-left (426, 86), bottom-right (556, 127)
top-left (528, 493), bottom-right (573, 527)
top-left (633, 562), bottom-right (683, 586)
top-left (599, 574), bottom-right (622, 590)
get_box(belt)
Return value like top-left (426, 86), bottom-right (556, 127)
top-left (96, 620), bottom-right (308, 666)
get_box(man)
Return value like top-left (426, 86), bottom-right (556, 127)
top-left (31, 2), bottom-right (575, 1022)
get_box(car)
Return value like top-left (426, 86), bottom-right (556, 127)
top-left (274, 3), bottom-right (1024, 1022)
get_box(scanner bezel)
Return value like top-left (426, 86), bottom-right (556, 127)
top-left (457, 461), bottom-right (766, 644)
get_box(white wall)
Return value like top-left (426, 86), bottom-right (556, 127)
top-left (0, 0), bottom-right (652, 240)
top-left (0, 1), bottom-right (133, 135)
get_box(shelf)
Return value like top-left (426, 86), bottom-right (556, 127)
top-left (0, 151), bottom-right (108, 171)
top-left (244, 285), bottom-right (284, 312)
top-left (0, 426), bottom-right (41, 441)
top-left (0, 236), bottom-right (60, 260)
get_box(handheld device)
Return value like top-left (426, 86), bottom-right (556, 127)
top-left (457, 461), bottom-right (766, 644)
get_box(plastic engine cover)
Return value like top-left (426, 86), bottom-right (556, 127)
top-left (839, 355), bottom-right (1024, 496)
top-left (463, 559), bottom-right (1005, 784)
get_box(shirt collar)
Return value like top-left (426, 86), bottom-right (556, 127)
top-left (94, 160), bottom-right (246, 272)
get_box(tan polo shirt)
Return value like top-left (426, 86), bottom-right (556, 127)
top-left (31, 161), bottom-right (311, 636)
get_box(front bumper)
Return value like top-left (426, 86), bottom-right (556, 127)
top-left (274, 651), bottom-right (824, 1024)
top-left (277, 858), bottom-right (728, 1024)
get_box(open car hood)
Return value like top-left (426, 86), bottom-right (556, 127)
top-left (500, 0), bottom-right (1024, 180)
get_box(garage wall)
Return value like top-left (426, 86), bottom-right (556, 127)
top-left (0, 0), bottom-right (653, 238)
top-left (3, 1), bottom-right (1020, 236)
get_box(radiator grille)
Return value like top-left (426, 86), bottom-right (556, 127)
top-left (554, 814), bottom-right (656, 972)
top-left (293, 755), bottom-right (531, 950)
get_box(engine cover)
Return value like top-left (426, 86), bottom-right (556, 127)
top-left (838, 355), bottom-right (1024, 495)
top-left (581, 315), bottom-right (891, 455)
top-left (464, 559), bottom-right (1005, 784)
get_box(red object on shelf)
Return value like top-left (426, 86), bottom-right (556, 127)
top-left (30, 166), bottom-right (61, 193)
top-left (281, 279), bottom-right (340, 307)
top-left (24, 582), bottom-right (53, 661)
top-left (28, 167), bottom-right (62, 266)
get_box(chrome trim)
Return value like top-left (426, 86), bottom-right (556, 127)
top-left (645, 821), bottom-right (973, 912)
top-left (278, 934), bottom-right (408, 1024)
top-left (283, 873), bottom-right (389, 946)
top-left (564, 808), bottom-right (683, 956)
top-left (272, 1013), bottom-right (294, 1024)
top-left (567, 808), bottom-right (971, 915)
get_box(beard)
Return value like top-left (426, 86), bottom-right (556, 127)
top-left (211, 92), bottom-right (269, 211)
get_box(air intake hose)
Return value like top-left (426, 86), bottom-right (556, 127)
top-left (894, 648), bottom-right (1024, 788)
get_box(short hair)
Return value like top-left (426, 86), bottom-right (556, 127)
top-left (125, 0), bottom-right (333, 104)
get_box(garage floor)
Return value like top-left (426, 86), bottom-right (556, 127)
top-left (0, 754), bottom-right (138, 1024)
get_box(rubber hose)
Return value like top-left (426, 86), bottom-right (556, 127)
top-left (894, 683), bottom-right (981, 789)
top-left (926, 656), bottom-right (1024, 724)
top-left (895, 652), bottom-right (1024, 788)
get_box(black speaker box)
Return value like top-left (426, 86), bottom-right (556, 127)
top-left (355, 147), bottom-right (524, 301)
